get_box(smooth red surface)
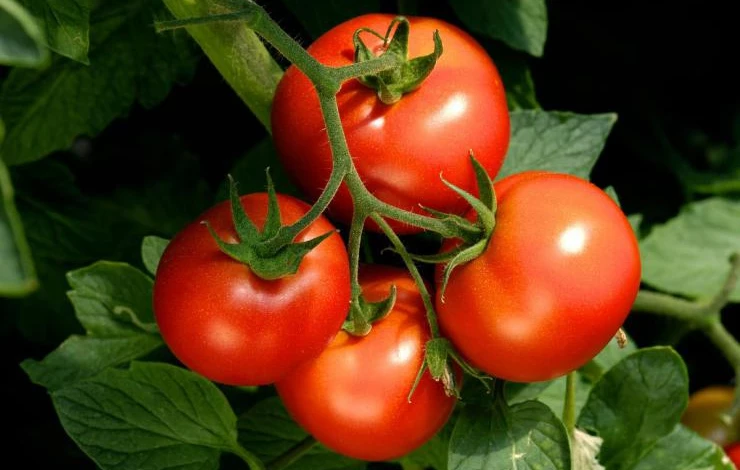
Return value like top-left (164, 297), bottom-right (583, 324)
top-left (437, 172), bottom-right (641, 382)
top-left (726, 443), bottom-right (740, 467)
top-left (153, 194), bottom-right (350, 386)
top-left (272, 14), bottom-right (510, 233)
top-left (276, 265), bottom-right (457, 461)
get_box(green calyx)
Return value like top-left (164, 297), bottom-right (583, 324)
top-left (408, 337), bottom-right (489, 400)
top-left (205, 174), bottom-right (335, 281)
top-left (406, 153), bottom-right (498, 298)
top-left (353, 16), bottom-right (443, 104)
top-left (343, 284), bottom-right (398, 336)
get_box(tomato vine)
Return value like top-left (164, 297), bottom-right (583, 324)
top-left (153, 1), bottom-right (740, 468)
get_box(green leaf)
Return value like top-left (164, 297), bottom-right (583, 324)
top-left (21, 334), bottom-right (161, 391)
top-left (628, 425), bottom-right (734, 470)
top-left (21, 261), bottom-right (162, 390)
top-left (640, 198), bottom-right (740, 302)
top-left (66, 261), bottom-right (157, 335)
top-left (498, 110), bottom-right (617, 180)
top-left (507, 375), bottom-right (592, 419)
top-left (449, 399), bottom-right (571, 469)
top-left (14, 164), bottom-right (136, 265)
top-left (577, 347), bottom-right (689, 469)
top-left (282, 0), bottom-right (380, 38)
top-left (238, 397), bottom-right (366, 470)
top-left (18, 0), bottom-right (91, 63)
top-left (0, 1), bottom-right (197, 166)
top-left (503, 63), bottom-right (538, 110)
top-left (628, 213), bottom-right (643, 237)
top-left (0, 143), bottom-right (37, 296)
top-left (399, 432), bottom-right (449, 470)
top-left (163, 0), bottom-right (282, 132)
top-left (0, 0), bottom-right (48, 67)
top-left (450, 0), bottom-right (547, 57)
top-left (141, 236), bottom-right (169, 276)
top-left (52, 362), bottom-right (242, 470)
top-left (101, 157), bottom-right (212, 238)
top-left (3, 158), bottom-right (208, 343)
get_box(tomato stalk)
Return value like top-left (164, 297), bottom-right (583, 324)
top-left (632, 253), bottom-right (740, 413)
top-left (156, 0), bottom-right (496, 386)
top-left (371, 212), bottom-right (489, 396)
top-left (562, 372), bottom-right (577, 437)
top-left (155, 3), bottom-right (480, 239)
top-left (370, 214), bottom-right (440, 338)
top-left (156, 5), bottom-right (502, 400)
top-left (346, 210), bottom-right (372, 335)
top-left (231, 443), bottom-right (266, 470)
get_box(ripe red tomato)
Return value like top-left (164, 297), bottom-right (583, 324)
top-left (276, 265), bottom-right (457, 461)
top-left (153, 193), bottom-right (350, 386)
top-left (271, 14), bottom-right (510, 233)
top-left (682, 386), bottom-right (738, 447)
top-left (726, 443), bottom-right (740, 467)
top-left (436, 172), bottom-right (641, 382)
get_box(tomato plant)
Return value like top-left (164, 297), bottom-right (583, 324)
top-left (276, 265), bottom-right (457, 461)
top-left (682, 385), bottom-right (738, 447)
top-left (9, 1), bottom-right (740, 469)
top-left (271, 13), bottom-right (509, 233)
top-left (436, 172), bottom-right (642, 382)
top-left (153, 193), bottom-right (350, 386)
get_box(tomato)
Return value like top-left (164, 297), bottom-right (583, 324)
top-left (153, 193), bottom-right (350, 386)
top-left (271, 14), bottom-right (510, 234)
top-left (436, 172), bottom-right (641, 382)
top-left (276, 265), bottom-right (457, 461)
top-left (682, 386), bottom-right (738, 447)
top-left (726, 443), bottom-right (740, 467)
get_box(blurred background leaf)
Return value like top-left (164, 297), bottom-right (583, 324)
top-left (640, 198), bottom-right (740, 302)
top-left (17, 0), bottom-right (91, 63)
top-left (0, 0), bottom-right (49, 67)
top-left (450, 0), bottom-right (547, 57)
top-left (0, 118), bottom-right (37, 297)
top-left (0, 0), bottom-right (197, 166)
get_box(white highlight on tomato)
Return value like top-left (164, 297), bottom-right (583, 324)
top-left (559, 224), bottom-right (588, 254)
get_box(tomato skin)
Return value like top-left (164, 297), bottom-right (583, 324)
top-left (276, 265), bottom-right (457, 461)
top-left (726, 443), bottom-right (740, 467)
top-left (271, 14), bottom-right (510, 233)
top-left (436, 172), bottom-right (641, 382)
top-left (153, 193), bottom-right (350, 386)
top-left (682, 386), bottom-right (738, 447)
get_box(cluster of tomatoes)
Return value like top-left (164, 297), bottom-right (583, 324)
top-left (153, 14), bottom-right (641, 461)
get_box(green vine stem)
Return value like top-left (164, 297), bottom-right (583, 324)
top-left (562, 372), bottom-right (577, 437)
top-left (371, 213), bottom-right (440, 337)
top-left (346, 210), bottom-right (371, 334)
top-left (156, 3), bottom-right (476, 241)
top-left (631, 253), bottom-right (740, 384)
top-left (161, 0), bottom-right (282, 132)
top-left (231, 443), bottom-right (266, 470)
top-left (155, 3), bottom-right (493, 341)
